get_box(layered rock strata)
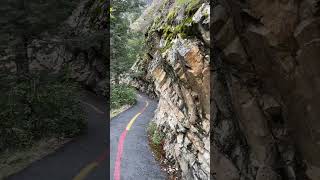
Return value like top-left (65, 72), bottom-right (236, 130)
top-left (212, 0), bottom-right (320, 179)
top-left (132, 0), bottom-right (210, 179)
top-left (29, 0), bottom-right (109, 94)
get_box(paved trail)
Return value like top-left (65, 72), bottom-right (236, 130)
top-left (110, 93), bottom-right (166, 180)
top-left (7, 92), bottom-right (165, 180)
top-left (7, 91), bottom-right (108, 180)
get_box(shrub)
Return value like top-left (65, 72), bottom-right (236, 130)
top-left (148, 122), bottom-right (165, 145)
top-left (111, 85), bottom-right (136, 109)
top-left (0, 72), bottom-right (86, 151)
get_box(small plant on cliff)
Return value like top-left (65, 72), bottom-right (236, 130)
top-left (167, 8), bottom-right (178, 23)
top-left (148, 122), bottom-right (165, 145)
top-left (148, 122), bottom-right (181, 179)
top-left (148, 122), bottom-right (165, 163)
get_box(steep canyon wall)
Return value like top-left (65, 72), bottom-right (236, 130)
top-left (134, 0), bottom-right (320, 179)
top-left (29, 0), bottom-right (109, 95)
top-left (212, 0), bottom-right (320, 179)
top-left (132, 0), bottom-right (211, 179)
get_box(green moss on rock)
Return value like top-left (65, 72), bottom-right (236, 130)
top-left (167, 8), bottom-right (178, 23)
top-left (146, 0), bottom-right (203, 53)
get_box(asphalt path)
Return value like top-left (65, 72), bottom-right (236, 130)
top-left (110, 93), bottom-right (166, 180)
top-left (7, 91), bottom-right (108, 180)
top-left (7, 91), bottom-right (165, 180)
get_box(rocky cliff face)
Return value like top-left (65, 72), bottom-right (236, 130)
top-left (212, 0), bottom-right (320, 179)
top-left (29, 0), bottom-right (108, 95)
top-left (132, 0), bottom-right (210, 179)
top-left (135, 0), bottom-right (320, 179)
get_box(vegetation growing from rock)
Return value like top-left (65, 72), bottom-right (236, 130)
top-left (148, 122), bottom-right (165, 145)
top-left (143, 0), bottom-right (203, 55)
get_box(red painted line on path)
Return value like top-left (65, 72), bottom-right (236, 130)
top-left (113, 100), bottom-right (149, 180)
top-left (113, 130), bottom-right (128, 180)
top-left (95, 149), bottom-right (108, 163)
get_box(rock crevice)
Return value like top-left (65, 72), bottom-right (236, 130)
top-left (212, 0), bottom-right (320, 179)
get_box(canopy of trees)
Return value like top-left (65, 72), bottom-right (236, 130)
top-left (111, 0), bottom-right (146, 84)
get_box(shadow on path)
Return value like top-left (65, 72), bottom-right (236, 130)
top-left (7, 91), bottom-right (108, 180)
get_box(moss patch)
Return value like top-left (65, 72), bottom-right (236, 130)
top-left (146, 0), bottom-right (202, 54)
top-left (167, 8), bottom-right (178, 23)
top-left (159, 16), bottom-right (196, 53)
top-left (185, 0), bottom-right (201, 14)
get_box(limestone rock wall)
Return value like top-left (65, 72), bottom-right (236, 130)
top-left (133, 0), bottom-right (210, 179)
top-left (136, 0), bottom-right (320, 179)
top-left (212, 0), bottom-right (320, 179)
top-left (29, 0), bottom-right (109, 95)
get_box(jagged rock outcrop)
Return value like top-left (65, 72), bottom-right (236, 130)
top-left (29, 0), bottom-right (108, 95)
top-left (212, 0), bottom-right (320, 179)
top-left (135, 0), bottom-right (320, 179)
top-left (132, 0), bottom-right (210, 179)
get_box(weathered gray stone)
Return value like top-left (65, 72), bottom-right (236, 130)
top-left (294, 18), bottom-right (320, 47)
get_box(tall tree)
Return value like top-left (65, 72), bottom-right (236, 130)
top-left (110, 0), bottom-right (145, 84)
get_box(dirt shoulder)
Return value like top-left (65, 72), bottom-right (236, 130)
top-left (0, 138), bottom-right (70, 180)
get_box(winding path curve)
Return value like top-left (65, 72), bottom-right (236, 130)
top-left (110, 93), bottom-right (166, 180)
top-left (7, 91), bottom-right (108, 180)
top-left (7, 91), bottom-right (165, 180)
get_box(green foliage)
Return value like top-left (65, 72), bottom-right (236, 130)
top-left (111, 85), bottom-right (136, 109)
top-left (177, 0), bottom-right (190, 5)
top-left (148, 122), bottom-right (165, 145)
top-left (146, 0), bottom-right (201, 54)
top-left (185, 0), bottom-right (201, 16)
top-left (177, 0), bottom-right (200, 7)
top-left (159, 16), bottom-right (195, 53)
top-left (111, 0), bottom-right (145, 81)
top-left (167, 8), bottom-right (178, 23)
top-left (0, 72), bottom-right (86, 152)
